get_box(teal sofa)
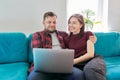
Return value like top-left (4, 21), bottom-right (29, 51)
top-left (0, 32), bottom-right (120, 80)
top-left (95, 32), bottom-right (120, 80)
top-left (0, 33), bottom-right (29, 80)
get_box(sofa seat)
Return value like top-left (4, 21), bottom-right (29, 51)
top-left (0, 62), bottom-right (29, 80)
top-left (105, 56), bottom-right (120, 80)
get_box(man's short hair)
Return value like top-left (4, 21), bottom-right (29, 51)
top-left (43, 11), bottom-right (57, 20)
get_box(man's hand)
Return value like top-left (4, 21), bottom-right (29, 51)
top-left (89, 36), bottom-right (97, 44)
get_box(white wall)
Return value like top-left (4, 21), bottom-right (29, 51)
top-left (108, 0), bottom-right (120, 32)
top-left (1, 0), bottom-right (120, 34)
top-left (0, 0), bottom-right (67, 35)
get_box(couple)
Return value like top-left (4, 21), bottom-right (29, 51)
top-left (28, 11), bottom-right (106, 80)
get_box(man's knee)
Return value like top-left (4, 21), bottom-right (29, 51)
top-left (73, 67), bottom-right (84, 80)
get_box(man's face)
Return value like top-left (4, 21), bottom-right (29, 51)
top-left (43, 16), bottom-right (57, 32)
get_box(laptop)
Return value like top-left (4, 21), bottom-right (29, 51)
top-left (33, 48), bottom-right (74, 73)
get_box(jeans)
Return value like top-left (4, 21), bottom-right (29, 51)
top-left (27, 67), bottom-right (84, 80)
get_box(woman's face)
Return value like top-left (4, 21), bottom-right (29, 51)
top-left (68, 17), bottom-right (83, 34)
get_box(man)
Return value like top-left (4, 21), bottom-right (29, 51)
top-left (28, 11), bottom-right (96, 80)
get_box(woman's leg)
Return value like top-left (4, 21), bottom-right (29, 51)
top-left (27, 70), bottom-right (56, 80)
top-left (83, 56), bottom-right (106, 80)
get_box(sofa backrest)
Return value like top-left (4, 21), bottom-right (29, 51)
top-left (28, 32), bottom-right (120, 62)
top-left (28, 33), bottom-right (33, 62)
top-left (95, 32), bottom-right (120, 58)
top-left (0, 33), bottom-right (28, 64)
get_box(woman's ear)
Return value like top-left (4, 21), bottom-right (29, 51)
top-left (80, 24), bottom-right (83, 28)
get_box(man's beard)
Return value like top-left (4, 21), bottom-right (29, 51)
top-left (46, 29), bottom-right (56, 33)
top-left (48, 30), bottom-right (55, 33)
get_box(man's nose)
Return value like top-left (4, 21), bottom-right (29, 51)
top-left (51, 23), bottom-right (55, 26)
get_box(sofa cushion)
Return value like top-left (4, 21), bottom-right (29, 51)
top-left (95, 32), bottom-right (120, 57)
top-left (0, 33), bottom-right (28, 63)
top-left (105, 56), bottom-right (120, 80)
top-left (0, 62), bottom-right (29, 80)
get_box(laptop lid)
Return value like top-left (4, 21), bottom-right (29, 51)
top-left (33, 48), bottom-right (74, 73)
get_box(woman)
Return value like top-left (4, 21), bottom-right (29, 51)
top-left (65, 14), bottom-right (106, 80)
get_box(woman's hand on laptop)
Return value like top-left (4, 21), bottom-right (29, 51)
top-left (73, 58), bottom-right (79, 65)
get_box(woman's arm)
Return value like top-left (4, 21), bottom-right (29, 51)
top-left (73, 40), bottom-right (94, 65)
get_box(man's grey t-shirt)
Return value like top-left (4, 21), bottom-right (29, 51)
top-left (50, 32), bottom-right (62, 49)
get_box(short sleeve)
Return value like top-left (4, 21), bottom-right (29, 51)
top-left (86, 31), bottom-right (94, 40)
